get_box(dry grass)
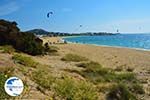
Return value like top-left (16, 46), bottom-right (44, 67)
top-left (12, 54), bottom-right (38, 68)
top-left (0, 45), bottom-right (16, 54)
top-left (0, 66), bottom-right (14, 75)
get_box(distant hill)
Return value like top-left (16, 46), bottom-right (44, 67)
top-left (26, 29), bottom-right (50, 35)
top-left (27, 29), bottom-right (118, 37)
top-left (26, 29), bottom-right (71, 36)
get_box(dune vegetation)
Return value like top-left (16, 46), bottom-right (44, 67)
top-left (0, 43), bottom-right (147, 100)
top-left (61, 53), bottom-right (88, 62)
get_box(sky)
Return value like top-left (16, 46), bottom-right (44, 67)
top-left (0, 0), bottom-right (150, 33)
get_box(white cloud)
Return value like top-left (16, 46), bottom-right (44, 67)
top-left (0, 1), bottom-right (20, 16)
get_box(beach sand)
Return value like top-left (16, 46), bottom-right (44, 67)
top-left (41, 36), bottom-right (150, 72)
top-left (37, 37), bottom-right (150, 98)
top-left (57, 43), bottom-right (150, 69)
top-left (41, 37), bottom-right (64, 44)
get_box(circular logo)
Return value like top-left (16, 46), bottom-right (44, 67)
top-left (4, 77), bottom-right (24, 96)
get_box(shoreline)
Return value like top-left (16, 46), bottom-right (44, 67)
top-left (62, 36), bottom-right (150, 52)
top-left (41, 36), bottom-right (150, 52)
top-left (61, 36), bottom-right (84, 39)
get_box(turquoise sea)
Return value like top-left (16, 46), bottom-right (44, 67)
top-left (63, 34), bottom-right (150, 50)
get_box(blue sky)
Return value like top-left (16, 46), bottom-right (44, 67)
top-left (0, 0), bottom-right (150, 33)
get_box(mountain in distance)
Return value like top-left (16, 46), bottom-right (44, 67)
top-left (27, 29), bottom-right (119, 36)
top-left (26, 29), bottom-right (50, 35)
top-left (26, 29), bottom-right (70, 36)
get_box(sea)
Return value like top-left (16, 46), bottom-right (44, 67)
top-left (63, 34), bottom-right (150, 50)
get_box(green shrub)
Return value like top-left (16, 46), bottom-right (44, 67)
top-left (77, 61), bottom-right (102, 72)
top-left (76, 62), bottom-right (137, 84)
top-left (75, 81), bottom-right (98, 100)
top-left (81, 71), bottom-right (136, 84)
top-left (80, 70), bottom-right (114, 83)
top-left (61, 54), bottom-right (88, 62)
top-left (54, 77), bottom-right (76, 99)
top-left (115, 73), bottom-right (136, 82)
top-left (18, 33), bottom-right (44, 55)
top-left (97, 84), bottom-right (112, 93)
top-left (107, 83), bottom-right (136, 100)
top-left (12, 54), bottom-right (38, 68)
top-left (54, 77), bottom-right (98, 100)
top-left (76, 62), bottom-right (112, 83)
top-left (32, 69), bottom-right (55, 90)
top-left (130, 84), bottom-right (145, 94)
top-left (0, 73), bottom-right (10, 99)
top-left (0, 45), bottom-right (15, 54)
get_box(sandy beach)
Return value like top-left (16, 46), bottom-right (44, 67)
top-left (42, 37), bottom-right (150, 70)
top-left (40, 37), bottom-right (150, 73)
top-left (41, 37), bottom-right (64, 44)
top-left (41, 36), bottom-right (150, 81)
top-left (57, 43), bottom-right (150, 69)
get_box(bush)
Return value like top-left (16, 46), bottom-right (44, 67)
top-left (54, 77), bottom-right (76, 99)
top-left (76, 62), bottom-right (111, 83)
top-left (61, 54), bottom-right (88, 62)
top-left (77, 61), bottom-right (102, 72)
top-left (12, 54), bottom-right (38, 68)
top-left (0, 20), bottom-right (44, 55)
top-left (79, 70), bottom-right (113, 83)
top-left (0, 74), bottom-right (10, 99)
top-left (32, 69), bottom-right (55, 90)
top-left (107, 83), bottom-right (136, 100)
top-left (54, 77), bottom-right (98, 100)
top-left (76, 62), bottom-right (137, 84)
top-left (115, 73), bottom-right (136, 82)
top-left (17, 32), bottom-right (44, 55)
top-left (81, 71), bottom-right (136, 83)
top-left (75, 81), bottom-right (98, 100)
top-left (130, 84), bottom-right (145, 94)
